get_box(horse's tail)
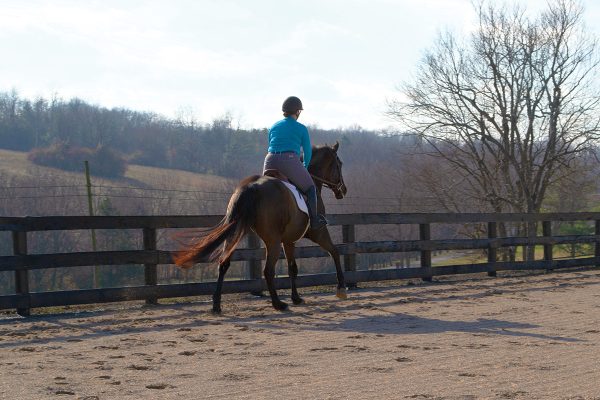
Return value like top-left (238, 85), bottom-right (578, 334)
top-left (173, 176), bottom-right (260, 268)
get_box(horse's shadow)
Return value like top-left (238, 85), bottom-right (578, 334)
top-left (275, 312), bottom-right (582, 343)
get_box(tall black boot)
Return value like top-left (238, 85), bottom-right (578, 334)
top-left (306, 186), bottom-right (327, 230)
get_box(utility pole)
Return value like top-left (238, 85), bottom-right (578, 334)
top-left (84, 161), bottom-right (99, 288)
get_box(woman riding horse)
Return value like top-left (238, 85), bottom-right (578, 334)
top-left (174, 98), bottom-right (348, 312)
top-left (263, 96), bottom-right (327, 230)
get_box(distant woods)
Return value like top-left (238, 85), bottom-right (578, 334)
top-left (1, 86), bottom-right (599, 216)
top-left (0, 91), bottom-right (400, 181)
top-left (0, 91), bottom-right (268, 178)
top-left (28, 144), bottom-right (127, 178)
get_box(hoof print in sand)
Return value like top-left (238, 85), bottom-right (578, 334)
top-left (146, 383), bottom-right (174, 390)
top-left (54, 389), bottom-right (75, 395)
top-left (128, 364), bottom-right (152, 371)
top-left (220, 373), bottom-right (251, 381)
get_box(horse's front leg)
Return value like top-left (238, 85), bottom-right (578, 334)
top-left (306, 229), bottom-right (347, 300)
top-left (264, 242), bottom-right (288, 311)
top-left (283, 242), bottom-right (303, 305)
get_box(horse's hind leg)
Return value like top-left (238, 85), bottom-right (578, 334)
top-left (212, 254), bottom-right (231, 314)
top-left (264, 241), bottom-right (288, 311)
top-left (283, 242), bottom-right (303, 305)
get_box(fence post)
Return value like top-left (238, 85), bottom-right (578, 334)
top-left (543, 221), bottom-right (553, 272)
top-left (12, 231), bottom-right (30, 316)
top-left (594, 220), bottom-right (600, 267)
top-left (487, 222), bottom-right (497, 277)
top-left (247, 232), bottom-right (263, 296)
top-left (143, 228), bottom-right (158, 305)
top-left (342, 224), bottom-right (357, 288)
top-left (420, 223), bottom-right (432, 282)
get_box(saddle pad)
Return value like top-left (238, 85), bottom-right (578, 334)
top-left (281, 181), bottom-right (309, 216)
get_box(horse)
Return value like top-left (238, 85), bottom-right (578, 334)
top-left (173, 142), bottom-right (348, 313)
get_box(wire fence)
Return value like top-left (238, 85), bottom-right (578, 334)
top-left (0, 183), bottom-right (442, 210)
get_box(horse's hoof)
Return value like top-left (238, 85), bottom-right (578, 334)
top-left (273, 301), bottom-right (288, 311)
top-left (292, 297), bottom-right (305, 305)
top-left (336, 288), bottom-right (348, 300)
top-left (211, 306), bottom-right (222, 315)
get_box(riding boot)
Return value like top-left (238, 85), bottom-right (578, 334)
top-left (306, 186), bottom-right (327, 230)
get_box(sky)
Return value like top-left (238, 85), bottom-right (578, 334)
top-left (1, 0), bottom-right (599, 131)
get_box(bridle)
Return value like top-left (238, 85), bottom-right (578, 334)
top-left (310, 155), bottom-right (345, 193)
top-left (310, 173), bottom-right (345, 192)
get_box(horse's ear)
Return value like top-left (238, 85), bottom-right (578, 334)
top-left (332, 141), bottom-right (339, 152)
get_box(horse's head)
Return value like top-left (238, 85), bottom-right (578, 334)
top-left (309, 141), bottom-right (347, 199)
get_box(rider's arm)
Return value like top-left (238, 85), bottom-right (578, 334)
top-left (301, 126), bottom-right (312, 169)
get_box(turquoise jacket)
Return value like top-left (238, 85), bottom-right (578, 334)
top-left (268, 117), bottom-right (312, 168)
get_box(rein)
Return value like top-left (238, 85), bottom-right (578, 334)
top-left (310, 173), bottom-right (344, 192)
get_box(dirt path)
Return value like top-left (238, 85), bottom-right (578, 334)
top-left (1, 270), bottom-right (600, 399)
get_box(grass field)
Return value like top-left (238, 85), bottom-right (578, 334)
top-left (0, 148), bottom-right (235, 191)
top-left (0, 148), bottom-right (237, 215)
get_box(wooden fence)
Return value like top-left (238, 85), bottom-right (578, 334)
top-left (1, 212), bottom-right (600, 316)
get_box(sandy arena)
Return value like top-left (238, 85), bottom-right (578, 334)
top-left (2, 269), bottom-right (600, 399)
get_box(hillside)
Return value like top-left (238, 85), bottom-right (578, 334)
top-left (0, 149), bottom-right (238, 216)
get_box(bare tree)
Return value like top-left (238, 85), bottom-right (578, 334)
top-left (388, 0), bottom-right (600, 216)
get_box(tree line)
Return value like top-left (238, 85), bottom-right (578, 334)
top-left (0, 91), bottom-right (261, 178)
top-left (0, 90), bottom-right (395, 180)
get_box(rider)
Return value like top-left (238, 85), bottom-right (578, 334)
top-left (263, 96), bottom-right (327, 230)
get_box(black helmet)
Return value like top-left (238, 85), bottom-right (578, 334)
top-left (282, 96), bottom-right (303, 114)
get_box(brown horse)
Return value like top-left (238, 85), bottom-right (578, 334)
top-left (174, 142), bottom-right (348, 313)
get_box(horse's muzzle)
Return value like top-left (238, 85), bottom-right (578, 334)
top-left (334, 182), bottom-right (347, 199)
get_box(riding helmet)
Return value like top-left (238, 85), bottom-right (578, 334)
top-left (282, 96), bottom-right (303, 114)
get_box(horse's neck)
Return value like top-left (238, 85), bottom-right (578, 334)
top-left (315, 183), bottom-right (326, 213)
top-left (310, 163), bottom-right (328, 212)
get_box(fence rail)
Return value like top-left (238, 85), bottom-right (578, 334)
top-left (1, 212), bottom-right (599, 316)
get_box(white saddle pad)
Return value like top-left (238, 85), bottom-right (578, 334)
top-left (281, 181), bottom-right (309, 216)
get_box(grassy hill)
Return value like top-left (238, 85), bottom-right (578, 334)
top-left (0, 149), bottom-right (238, 216)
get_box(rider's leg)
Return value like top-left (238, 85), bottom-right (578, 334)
top-left (305, 185), bottom-right (327, 230)
top-left (263, 152), bottom-right (326, 230)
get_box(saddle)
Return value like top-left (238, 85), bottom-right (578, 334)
top-left (263, 169), bottom-right (290, 182)
top-left (263, 169), bottom-right (308, 215)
